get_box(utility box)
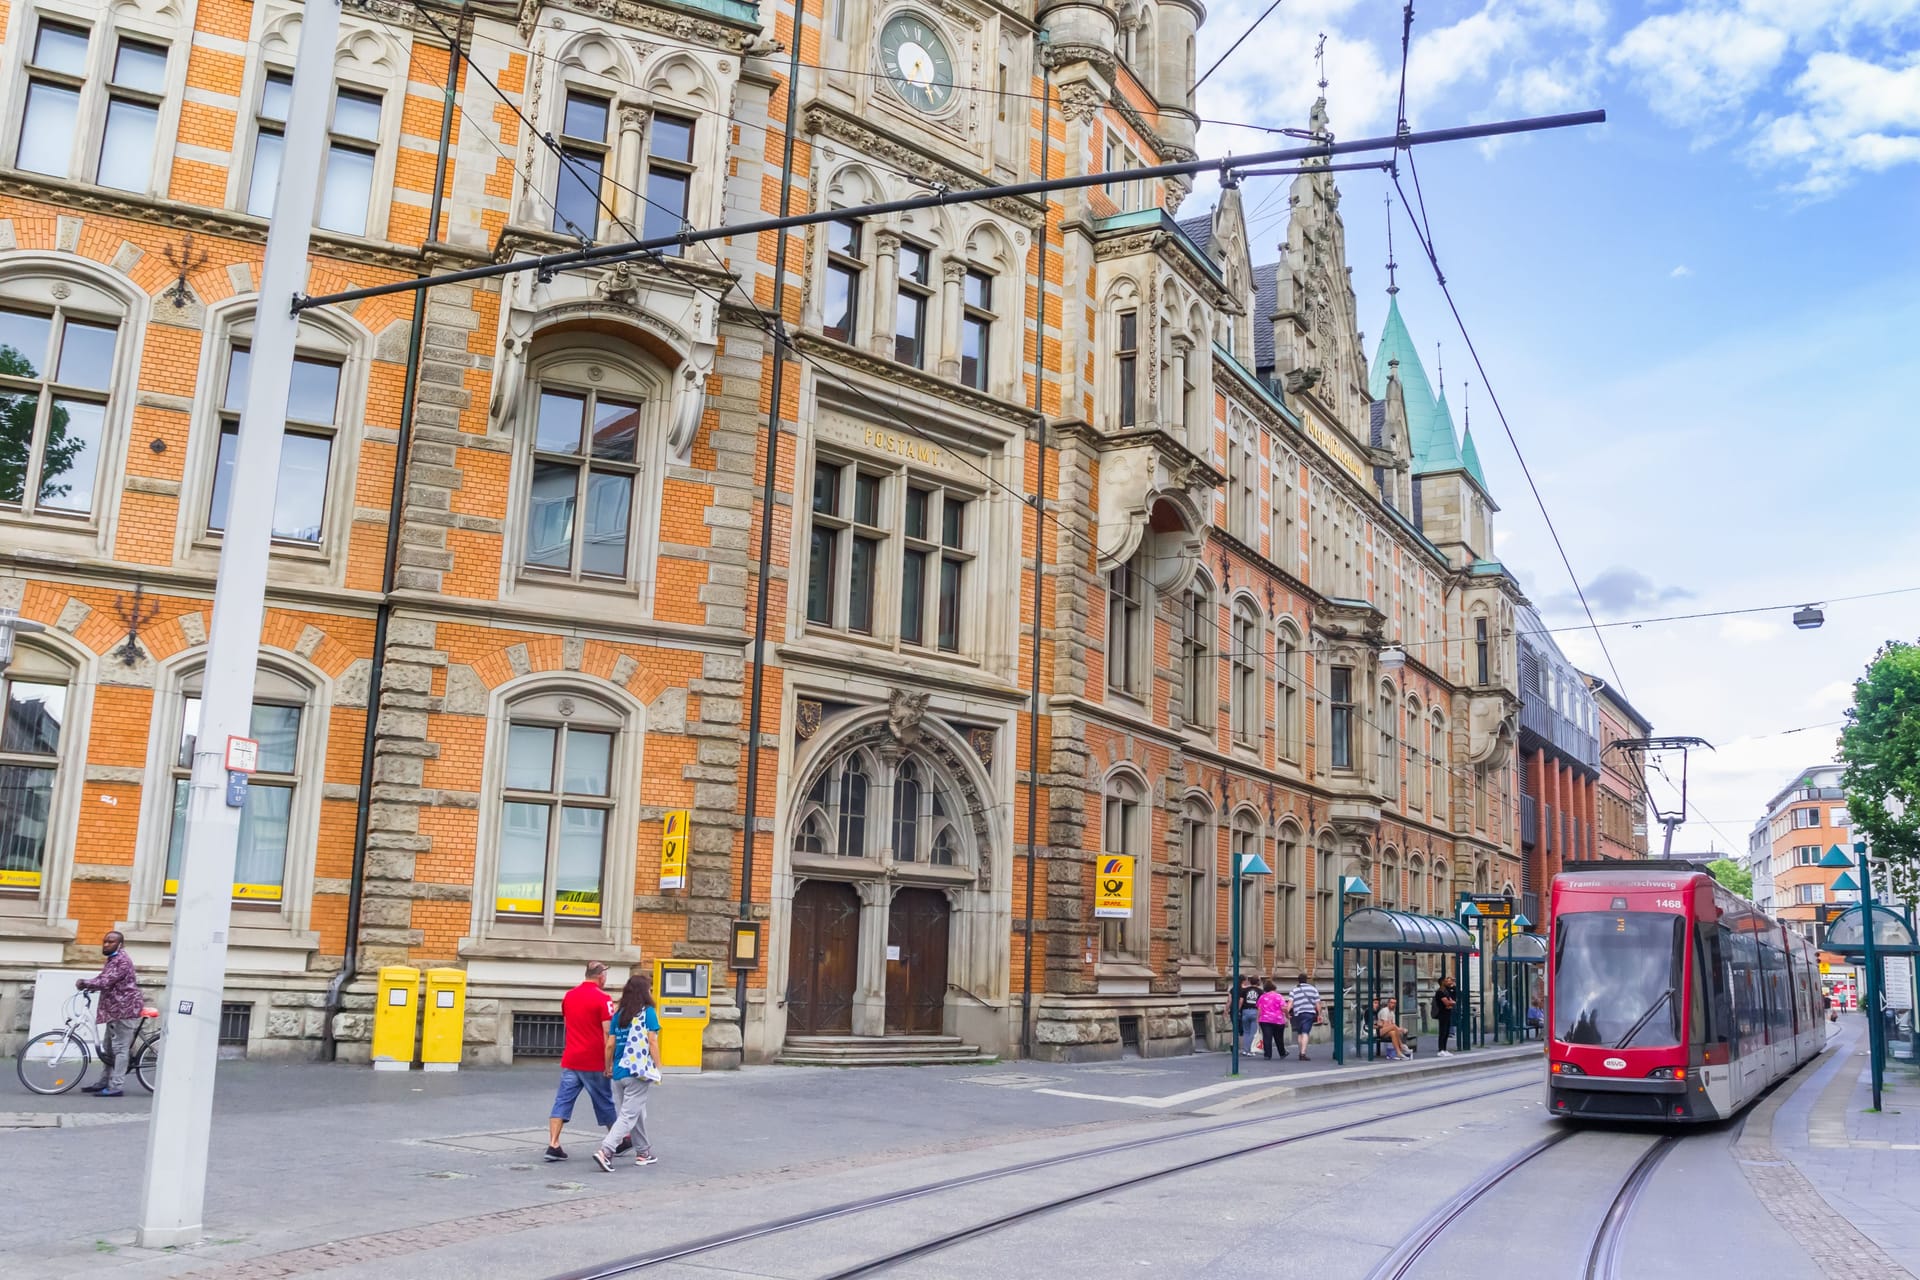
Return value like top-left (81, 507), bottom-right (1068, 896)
top-left (653, 958), bottom-right (711, 1072)
top-left (420, 968), bottom-right (467, 1071)
top-left (372, 966), bottom-right (420, 1070)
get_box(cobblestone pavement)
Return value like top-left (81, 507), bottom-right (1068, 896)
top-left (0, 1042), bottom-right (1532, 1279)
top-left (1754, 1016), bottom-right (1920, 1278)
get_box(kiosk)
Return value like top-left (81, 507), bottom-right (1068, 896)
top-left (653, 958), bottom-right (712, 1072)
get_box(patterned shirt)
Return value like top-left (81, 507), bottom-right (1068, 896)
top-left (1288, 983), bottom-right (1322, 1019)
top-left (81, 949), bottom-right (144, 1023)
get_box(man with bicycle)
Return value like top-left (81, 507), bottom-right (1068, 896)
top-left (75, 930), bottom-right (143, 1097)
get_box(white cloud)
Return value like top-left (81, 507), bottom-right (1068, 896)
top-left (1610, 9), bottom-right (1790, 125)
top-left (1670, 265), bottom-right (1693, 277)
top-left (1754, 50), bottom-right (1920, 191)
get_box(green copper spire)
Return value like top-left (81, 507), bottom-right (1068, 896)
top-left (1425, 388), bottom-right (1465, 472)
top-left (1461, 424), bottom-right (1488, 490)
top-left (1371, 297), bottom-right (1447, 472)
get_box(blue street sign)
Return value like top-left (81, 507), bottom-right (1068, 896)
top-left (225, 771), bottom-right (249, 808)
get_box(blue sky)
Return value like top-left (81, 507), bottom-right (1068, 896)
top-left (1188, 0), bottom-right (1920, 851)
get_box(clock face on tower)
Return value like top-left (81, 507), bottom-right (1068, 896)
top-left (878, 13), bottom-right (956, 114)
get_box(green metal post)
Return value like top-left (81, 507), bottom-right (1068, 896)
top-left (1333, 891), bottom-right (1347, 1066)
top-left (1860, 841), bottom-right (1884, 1110)
top-left (1229, 858), bottom-right (1242, 1077)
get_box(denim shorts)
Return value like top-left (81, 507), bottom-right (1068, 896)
top-left (550, 1068), bottom-right (616, 1125)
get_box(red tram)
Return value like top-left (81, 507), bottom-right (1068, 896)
top-left (1546, 861), bottom-right (1824, 1122)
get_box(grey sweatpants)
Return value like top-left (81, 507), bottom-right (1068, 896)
top-left (599, 1076), bottom-right (651, 1156)
top-left (102, 1017), bottom-right (140, 1090)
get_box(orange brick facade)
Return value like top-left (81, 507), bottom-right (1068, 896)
top-left (1, 0), bottom-right (1530, 1063)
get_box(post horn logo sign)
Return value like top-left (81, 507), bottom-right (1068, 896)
top-left (1095, 855), bottom-right (1135, 919)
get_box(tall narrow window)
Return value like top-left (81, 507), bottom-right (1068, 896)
top-left (17, 22), bottom-right (90, 179)
top-left (805, 461), bottom-right (885, 635)
top-left (642, 113), bottom-right (696, 252)
top-left (523, 385), bottom-right (642, 578)
top-left (1107, 553), bottom-right (1145, 696)
top-left (1276, 829), bottom-right (1302, 962)
top-left (166, 693), bottom-right (303, 903)
top-left (822, 219), bottom-right (863, 343)
top-left (900, 484), bottom-right (970, 652)
top-left (1234, 814), bottom-right (1262, 967)
top-left (1276, 626), bottom-right (1302, 764)
top-left (1316, 841), bottom-right (1337, 958)
top-left (553, 91), bottom-right (610, 240)
top-left (1406, 702), bottom-right (1422, 811)
top-left (247, 71), bottom-right (294, 217)
top-left (1231, 603), bottom-right (1260, 744)
top-left (0, 304), bottom-right (117, 519)
top-left (1380, 688), bottom-right (1398, 800)
top-left (848, 471), bottom-right (882, 633)
top-left (1179, 583), bottom-right (1212, 729)
top-left (495, 717), bottom-right (614, 923)
top-left (894, 242), bottom-right (932, 367)
top-left (1116, 310), bottom-right (1138, 427)
top-left (960, 269), bottom-right (992, 390)
top-left (1432, 713), bottom-right (1448, 822)
top-left (1180, 799), bottom-right (1212, 959)
top-left (318, 89), bottom-right (382, 236)
top-left (0, 666), bottom-right (67, 896)
top-left (209, 347), bottom-right (338, 544)
top-left (1329, 665), bottom-right (1353, 770)
top-left (96, 38), bottom-right (167, 191)
top-left (1100, 776), bottom-right (1144, 961)
top-left (1475, 616), bottom-right (1490, 686)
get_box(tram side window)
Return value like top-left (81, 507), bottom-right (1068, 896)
top-left (1729, 928), bottom-right (1761, 1048)
top-left (1690, 929), bottom-right (1710, 1045)
top-left (1764, 946), bottom-right (1792, 1042)
top-left (1706, 925), bottom-right (1734, 1052)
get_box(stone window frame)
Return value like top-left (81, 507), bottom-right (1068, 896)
top-left (500, 334), bottom-right (673, 612)
top-left (1431, 709), bottom-right (1449, 824)
top-left (1176, 569), bottom-right (1214, 733)
top-left (1104, 548), bottom-right (1150, 703)
top-left (1273, 617), bottom-right (1304, 768)
top-left (1228, 594), bottom-right (1262, 749)
top-left (1379, 678), bottom-right (1398, 802)
top-left (1272, 445), bottom-right (1300, 576)
top-left (174, 299), bottom-right (372, 589)
top-left (1314, 833), bottom-right (1338, 963)
top-left (124, 648), bottom-right (332, 951)
top-left (0, 255), bottom-right (147, 561)
top-left (1379, 846), bottom-right (1400, 910)
top-left (1406, 851), bottom-right (1426, 914)
top-left (1176, 791), bottom-right (1213, 963)
top-left (1232, 807), bottom-right (1265, 969)
top-left (1273, 819), bottom-right (1304, 965)
top-left (464, 673), bottom-right (646, 958)
top-left (2, 3), bottom-right (186, 199)
top-left (1405, 693), bottom-right (1423, 812)
top-left (0, 632), bottom-right (92, 937)
top-left (791, 740), bottom-right (976, 874)
top-left (1097, 767), bottom-right (1150, 966)
top-left (1225, 409), bottom-right (1259, 544)
top-left (1432, 859), bottom-right (1451, 917)
top-left (236, 10), bottom-right (409, 243)
top-left (1101, 277), bottom-right (1144, 433)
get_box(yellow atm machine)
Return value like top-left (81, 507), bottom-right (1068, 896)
top-left (371, 965), bottom-right (420, 1070)
top-left (652, 958), bottom-right (711, 1072)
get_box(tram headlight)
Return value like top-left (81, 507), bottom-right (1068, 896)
top-left (1551, 1061), bottom-right (1584, 1076)
top-left (1647, 1066), bottom-right (1685, 1080)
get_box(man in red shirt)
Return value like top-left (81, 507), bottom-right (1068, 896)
top-left (546, 961), bottom-right (620, 1161)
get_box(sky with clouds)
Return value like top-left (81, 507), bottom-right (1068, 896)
top-left (1187, 0), bottom-right (1920, 855)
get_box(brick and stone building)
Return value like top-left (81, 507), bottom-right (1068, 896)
top-left (1754, 764), bottom-right (1853, 947)
top-left (1585, 673), bottom-right (1651, 860)
top-left (0, 0), bottom-right (1538, 1064)
top-left (1514, 603), bottom-right (1599, 918)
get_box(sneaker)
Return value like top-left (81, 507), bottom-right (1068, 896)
top-left (543, 1145), bottom-right (569, 1162)
top-left (592, 1148), bottom-right (614, 1173)
top-left (614, 1137), bottom-right (634, 1155)
top-left (81, 1082), bottom-right (109, 1094)
top-left (633, 1150), bottom-right (658, 1166)
top-left (96, 1089), bottom-right (125, 1098)
top-left (1438, 1050), bottom-right (1454, 1058)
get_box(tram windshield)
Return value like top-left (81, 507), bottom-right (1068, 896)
top-left (1552, 912), bottom-right (1686, 1048)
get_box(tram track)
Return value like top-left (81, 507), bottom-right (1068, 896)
top-left (1365, 1128), bottom-right (1680, 1280)
top-left (546, 1066), bottom-right (1538, 1280)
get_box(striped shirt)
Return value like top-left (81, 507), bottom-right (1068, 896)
top-left (1288, 983), bottom-right (1321, 1018)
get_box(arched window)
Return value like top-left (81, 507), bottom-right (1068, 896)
top-left (1179, 795), bottom-right (1213, 960)
top-left (1107, 550), bottom-right (1147, 697)
top-left (1230, 600), bottom-right (1261, 745)
top-left (1275, 823), bottom-right (1303, 963)
top-left (1100, 772), bottom-right (1148, 962)
top-left (1233, 810), bottom-right (1264, 967)
top-left (793, 746), bottom-right (876, 859)
top-left (0, 644), bottom-right (74, 900)
top-left (1380, 849), bottom-right (1400, 909)
top-left (493, 691), bottom-right (623, 924)
top-left (1431, 711), bottom-right (1449, 822)
top-left (163, 665), bottom-right (316, 908)
top-left (1275, 621), bottom-right (1303, 765)
top-left (883, 754), bottom-right (964, 866)
top-left (1405, 696), bottom-right (1422, 812)
top-left (1315, 835), bottom-right (1338, 962)
top-left (1407, 853), bottom-right (1426, 914)
top-left (1380, 681), bottom-right (1398, 801)
top-left (1433, 860), bottom-right (1451, 917)
top-left (1179, 576), bottom-right (1214, 730)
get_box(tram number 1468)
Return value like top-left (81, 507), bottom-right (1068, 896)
top-left (1654, 899), bottom-right (1683, 909)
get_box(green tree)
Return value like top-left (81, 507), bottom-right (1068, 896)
top-left (1840, 640), bottom-right (1920, 905)
top-left (1708, 858), bottom-right (1753, 898)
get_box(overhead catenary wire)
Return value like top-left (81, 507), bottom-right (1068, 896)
top-left (1194, 0), bottom-right (1289, 94)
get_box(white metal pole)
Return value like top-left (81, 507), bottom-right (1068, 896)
top-left (136, 0), bottom-right (341, 1247)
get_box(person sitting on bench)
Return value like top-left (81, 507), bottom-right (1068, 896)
top-left (1376, 997), bottom-right (1413, 1059)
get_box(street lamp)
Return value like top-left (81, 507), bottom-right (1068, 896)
top-left (0, 609), bottom-right (49, 672)
top-left (1331, 875), bottom-right (1371, 1065)
top-left (1792, 605), bottom-right (1824, 630)
top-left (1228, 848), bottom-right (1273, 1076)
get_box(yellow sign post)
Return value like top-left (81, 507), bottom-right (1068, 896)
top-left (1095, 855), bottom-right (1135, 919)
top-left (660, 809), bottom-right (690, 891)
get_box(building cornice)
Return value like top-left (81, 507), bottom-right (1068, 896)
top-left (800, 102), bottom-right (1046, 229)
top-left (795, 332), bottom-right (1040, 429)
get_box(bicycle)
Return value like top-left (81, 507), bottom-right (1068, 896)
top-left (15, 990), bottom-right (164, 1095)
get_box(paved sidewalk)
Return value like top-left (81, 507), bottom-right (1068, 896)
top-left (0, 1041), bottom-right (1534, 1279)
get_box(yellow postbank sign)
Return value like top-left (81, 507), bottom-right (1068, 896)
top-left (660, 809), bottom-right (690, 891)
top-left (1095, 855), bottom-right (1135, 919)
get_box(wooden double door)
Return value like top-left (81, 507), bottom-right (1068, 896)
top-left (784, 881), bottom-right (950, 1037)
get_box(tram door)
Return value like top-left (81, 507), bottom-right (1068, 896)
top-left (787, 881), bottom-right (860, 1034)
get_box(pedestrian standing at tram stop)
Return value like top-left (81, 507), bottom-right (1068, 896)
top-left (1431, 975), bottom-right (1459, 1058)
top-left (545, 961), bottom-right (628, 1162)
top-left (75, 930), bottom-right (144, 1097)
top-left (594, 972), bottom-right (663, 1172)
top-left (1287, 973), bottom-right (1322, 1061)
top-left (1256, 980), bottom-right (1290, 1060)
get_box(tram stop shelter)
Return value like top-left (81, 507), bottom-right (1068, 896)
top-left (1823, 902), bottom-right (1920, 1065)
top-left (1333, 906), bottom-right (1477, 1064)
top-left (1492, 929), bottom-right (1548, 1044)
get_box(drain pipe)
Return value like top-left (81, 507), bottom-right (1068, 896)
top-left (1018, 51), bottom-right (1052, 1061)
top-left (322, 8), bottom-right (464, 1060)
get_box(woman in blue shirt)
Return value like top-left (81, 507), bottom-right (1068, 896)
top-left (595, 973), bottom-right (662, 1172)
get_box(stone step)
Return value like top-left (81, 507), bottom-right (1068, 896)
top-left (776, 1052), bottom-right (999, 1068)
top-left (776, 1034), bottom-right (995, 1067)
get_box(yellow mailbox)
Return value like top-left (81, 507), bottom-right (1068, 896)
top-left (421, 968), bottom-right (467, 1071)
top-left (652, 958), bottom-right (712, 1072)
top-left (371, 965), bottom-right (420, 1070)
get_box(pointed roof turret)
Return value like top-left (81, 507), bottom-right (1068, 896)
top-left (1370, 296), bottom-right (1448, 474)
top-left (1425, 387), bottom-right (1465, 473)
top-left (1461, 424), bottom-right (1488, 490)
